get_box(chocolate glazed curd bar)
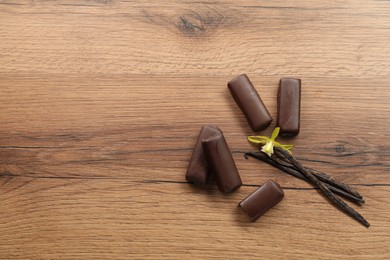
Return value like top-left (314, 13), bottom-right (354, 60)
top-left (186, 125), bottom-right (222, 184)
top-left (202, 132), bottom-right (242, 193)
top-left (277, 78), bottom-right (301, 137)
top-left (239, 179), bottom-right (284, 222)
top-left (228, 74), bottom-right (273, 132)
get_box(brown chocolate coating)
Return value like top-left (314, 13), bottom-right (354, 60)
top-left (277, 78), bottom-right (301, 137)
top-left (228, 74), bottom-right (273, 131)
top-left (186, 125), bottom-right (221, 184)
top-left (201, 133), bottom-right (242, 193)
top-left (239, 179), bottom-right (284, 221)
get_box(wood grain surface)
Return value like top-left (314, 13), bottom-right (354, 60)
top-left (1, 0), bottom-right (389, 259)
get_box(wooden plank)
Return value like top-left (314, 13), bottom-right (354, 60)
top-left (0, 178), bottom-right (389, 259)
top-left (0, 75), bottom-right (388, 186)
top-left (0, 1), bottom-right (389, 77)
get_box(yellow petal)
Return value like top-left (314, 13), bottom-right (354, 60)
top-left (274, 141), bottom-right (293, 150)
top-left (248, 136), bottom-right (270, 144)
top-left (271, 127), bottom-right (280, 141)
top-left (280, 145), bottom-right (293, 150)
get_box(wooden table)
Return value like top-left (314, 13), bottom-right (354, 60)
top-left (1, 1), bottom-right (389, 259)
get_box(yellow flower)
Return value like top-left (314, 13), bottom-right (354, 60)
top-left (261, 140), bottom-right (275, 157)
top-left (247, 127), bottom-right (293, 157)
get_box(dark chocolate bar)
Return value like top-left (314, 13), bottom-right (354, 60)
top-left (202, 132), bottom-right (242, 193)
top-left (277, 78), bottom-right (301, 136)
top-left (228, 74), bottom-right (273, 131)
top-left (239, 179), bottom-right (284, 221)
top-left (186, 125), bottom-right (221, 184)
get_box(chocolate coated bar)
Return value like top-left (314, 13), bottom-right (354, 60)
top-left (277, 78), bottom-right (301, 136)
top-left (239, 179), bottom-right (284, 221)
top-left (186, 125), bottom-right (221, 184)
top-left (228, 74), bottom-right (273, 131)
top-left (202, 132), bottom-right (242, 193)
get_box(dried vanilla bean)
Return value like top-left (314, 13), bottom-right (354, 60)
top-left (247, 127), bottom-right (369, 227)
top-left (245, 152), bottom-right (364, 204)
top-left (274, 151), bottom-right (363, 200)
top-left (275, 147), bottom-right (369, 227)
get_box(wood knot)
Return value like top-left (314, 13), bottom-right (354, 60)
top-left (335, 145), bottom-right (345, 153)
top-left (176, 14), bottom-right (206, 36)
top-left (172, 8), bottom-right (232, 38)
top-left (142, 4), bottom-right (241, 39)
